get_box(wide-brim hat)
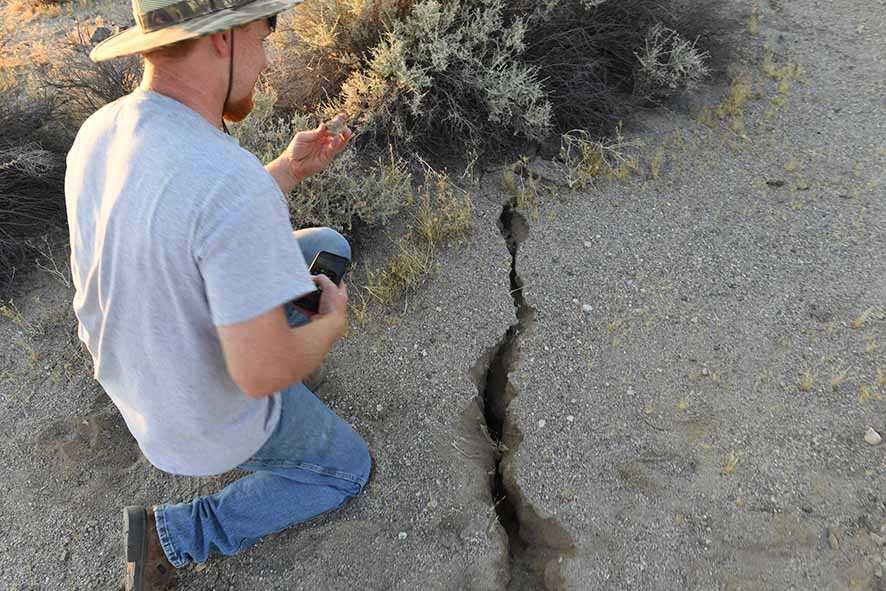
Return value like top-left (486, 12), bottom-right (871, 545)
top-left (90, 0), bottom-right (303, 62)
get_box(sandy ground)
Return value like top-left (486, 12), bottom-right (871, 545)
top-left (1, 0), bottom-right (884, 589)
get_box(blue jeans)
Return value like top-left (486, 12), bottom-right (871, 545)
top-left (154, 228), bottom-right (370, 568)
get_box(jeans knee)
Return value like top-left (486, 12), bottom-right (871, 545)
top-left (317, 227), bottom-right (351, 261)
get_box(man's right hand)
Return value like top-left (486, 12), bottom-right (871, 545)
top-left (313, 274), bottom-right (348, 338)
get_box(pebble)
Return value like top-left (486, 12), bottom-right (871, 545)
top-left (864, 427), bottom-right (882, 446)
top-left (566, 415), bottom-right (574, 423)
top-left (538, 419), bottom-right (547, 428)
top-left (581, 304), bottom-right (593, 314)
top-left (583, 241), bottom-right (592, 248)
top-left (398, 532), bottom-right (407, 541)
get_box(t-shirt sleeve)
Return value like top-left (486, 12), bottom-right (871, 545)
top-left (194, 179), bottom-right (316, 326)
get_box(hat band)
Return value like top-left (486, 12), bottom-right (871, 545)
top-left (137, 0), bottom-right (254, 33)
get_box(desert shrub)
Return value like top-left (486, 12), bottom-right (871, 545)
top-left (634, 23), bottom-right (710, 97)
top-left (37, 24), bottom-right (140, 125)
top-left (269, 0), bottom-right (553, 154)
top-left (267, 0), bottom-right (414, 112)
top-left (0, 89), bottom-right (67, 290)
top-left (329, 0), bottom-right (552, 153)
top-left (267, 0), bottom-right (710, 156)
top-left (518, 0), bottom-right (699, 132)
top-left (232, 89), bottom-right (413, 232)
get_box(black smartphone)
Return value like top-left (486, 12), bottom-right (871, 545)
top-left (291, 251), bottom-right (350, 314)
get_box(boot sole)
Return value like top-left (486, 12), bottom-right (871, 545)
top-left (123, 506), bottom-right (147, 591)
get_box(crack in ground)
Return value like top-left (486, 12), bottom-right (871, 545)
top-left (471, 202), bottom-right (575, 590)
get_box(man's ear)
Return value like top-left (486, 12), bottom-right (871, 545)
top-left (208, 30), bottom-right (231, 58)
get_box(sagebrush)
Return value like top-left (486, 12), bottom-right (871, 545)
top-left (268, 0), bottom-right (711, 154)
top-left (0, 88), bottom-right (67, 290)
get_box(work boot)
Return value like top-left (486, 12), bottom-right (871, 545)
top-left (122, 506), bottom-right (176, 591)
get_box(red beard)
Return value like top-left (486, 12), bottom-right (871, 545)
top-left (222, 92), bottom-right (255, 123)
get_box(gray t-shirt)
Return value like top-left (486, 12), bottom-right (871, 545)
top-left (65, 88), bottom-right (315, 476)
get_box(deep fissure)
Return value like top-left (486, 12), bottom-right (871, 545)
top-left (474, 201), bottom-right (573, 590)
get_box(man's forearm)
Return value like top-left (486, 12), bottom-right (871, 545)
top-left (247, 314), bottom-right (342, 398)
top-left (265, 156), bottom-right (300, 196)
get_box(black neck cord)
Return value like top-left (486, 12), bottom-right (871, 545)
top-left (221, 28), bottom-right (234, 135)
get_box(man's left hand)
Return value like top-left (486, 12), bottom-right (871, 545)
top-left (286, 113), bottom-right (352, 182)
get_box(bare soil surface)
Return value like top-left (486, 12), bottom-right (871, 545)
top-left (1, 0), bottom-right (883, 589)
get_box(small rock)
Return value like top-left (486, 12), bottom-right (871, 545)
top-left (583, 241), bottom-right (592, 248)
top-left (865, 427), bottom-right (882, 446)
top-left (376, 404), bottom-right (383, 412)
top-left (538, 419), bottom-right (547, 428)
top-left (566, 415), bottom-right (574, 423)
top-left (581, 304), bottom-right (593, 314)
top-left (195, 563), bottom-right (207, 572)
top-left (398, 532), bottom-right (407, 541)
top-left (701, 368), bottom-right (709, 376)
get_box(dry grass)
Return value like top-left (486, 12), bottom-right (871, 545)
top-left (798, 369), bottom-right (814, 392)
top-left (696, 69), bottom-right (754, 139)
top-left (561, 124), bottom-right (641, 189)
top-left (851, 307), bottom-right (884, 329)
top-left (351, 167), bottom-right (476, 319)
top-left (648, 146), bottom-right (666, 178)
top-left (362, 237), bottom-right (436, 306)
top-left (0, 84), bottom-right (68, 291)
top-left (830, 368), bottom-right (848, 391)
top-left (413, 171), bottom-right (474, 245)
top-left (37, 25), bottom-right (140, 124)
top-left (501, 157), bottom-right (543, 217)
top-left (721, 449), bottom-right (739, 476)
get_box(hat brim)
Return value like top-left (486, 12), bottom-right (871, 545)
top-left (90, 0), bottom-right (303, 62)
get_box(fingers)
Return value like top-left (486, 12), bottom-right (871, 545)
top-left (312, 274), bottom-right (335, 289)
